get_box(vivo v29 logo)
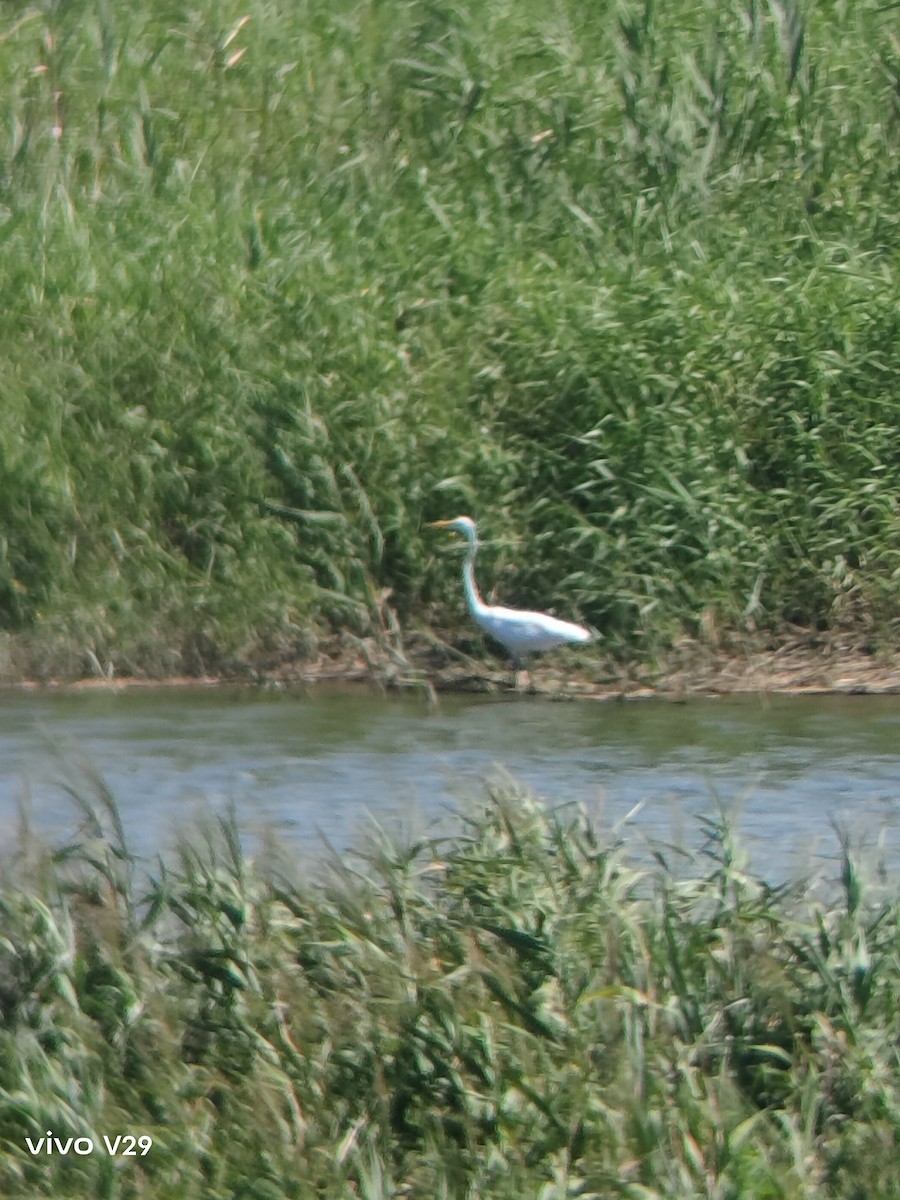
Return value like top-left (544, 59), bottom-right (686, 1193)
top-left (25, 1132), bottom-right (153, 1156)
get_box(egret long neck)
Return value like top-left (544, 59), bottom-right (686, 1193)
top-left (462, 540), bottom-right (489, 620)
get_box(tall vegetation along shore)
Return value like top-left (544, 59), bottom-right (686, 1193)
top-left (0, 785), bottom-right (898, 1197)
top-left (1, 0), bottom-right (897, 678)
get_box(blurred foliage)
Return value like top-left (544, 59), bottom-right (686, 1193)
top-left (0, 780), bottom-right (898, 1196)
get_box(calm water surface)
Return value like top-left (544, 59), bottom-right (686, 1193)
top-left (1, 686), bottom-right (898, 878)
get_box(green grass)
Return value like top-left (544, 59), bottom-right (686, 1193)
top-left (0, 782), bottom-right (898, 1198)
top-left (0, 0), bottom-right (897, 676)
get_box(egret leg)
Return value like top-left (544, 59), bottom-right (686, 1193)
top-left (511, 658), bottom-right (532, 693)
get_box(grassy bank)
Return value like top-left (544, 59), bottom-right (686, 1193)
top-left (0, 785), bottom-right (898, 1197)
top-left (0, 0), bottom-right (898, 679)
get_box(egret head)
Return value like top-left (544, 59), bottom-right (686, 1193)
top-left (428, 515), bottom-right (478, 544)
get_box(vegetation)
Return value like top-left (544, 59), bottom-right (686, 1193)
top-left (0, 0), bottom-right (898, 678)
top-left (0, 783), bottom-right (898, 1198)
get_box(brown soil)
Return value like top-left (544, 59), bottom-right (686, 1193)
top-left (14, 630), bottom-right (899, 700)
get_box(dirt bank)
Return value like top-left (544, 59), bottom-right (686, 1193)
top-left (11, 630), bottom-right (897, 700)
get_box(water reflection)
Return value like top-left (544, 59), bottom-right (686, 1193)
top-left (1, 686), bottom-right (898, 878)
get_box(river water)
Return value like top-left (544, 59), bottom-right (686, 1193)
top-left (1, 686), bottom-right (898, 880)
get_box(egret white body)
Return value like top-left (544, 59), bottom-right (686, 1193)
top-left (429, 516), bottom-right (591, 662)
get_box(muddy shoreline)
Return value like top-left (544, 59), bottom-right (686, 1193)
top-left (5, 632), bottom-right (898, 699)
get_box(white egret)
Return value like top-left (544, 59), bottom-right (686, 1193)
top-left (429, 516), bottom-right (591, 666)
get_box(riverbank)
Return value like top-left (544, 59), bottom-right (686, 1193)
top-left (6, 630), bottom-right (899, 700)
top-left (268, 633), bottom-right (900, 700)
top-left (1, 786), bottom-right (897, 1199)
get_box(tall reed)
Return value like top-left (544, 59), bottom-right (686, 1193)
top-left (0, 0), bottom-right (896, 675)
top-left (1, 780), bottom-right (897, 1197)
